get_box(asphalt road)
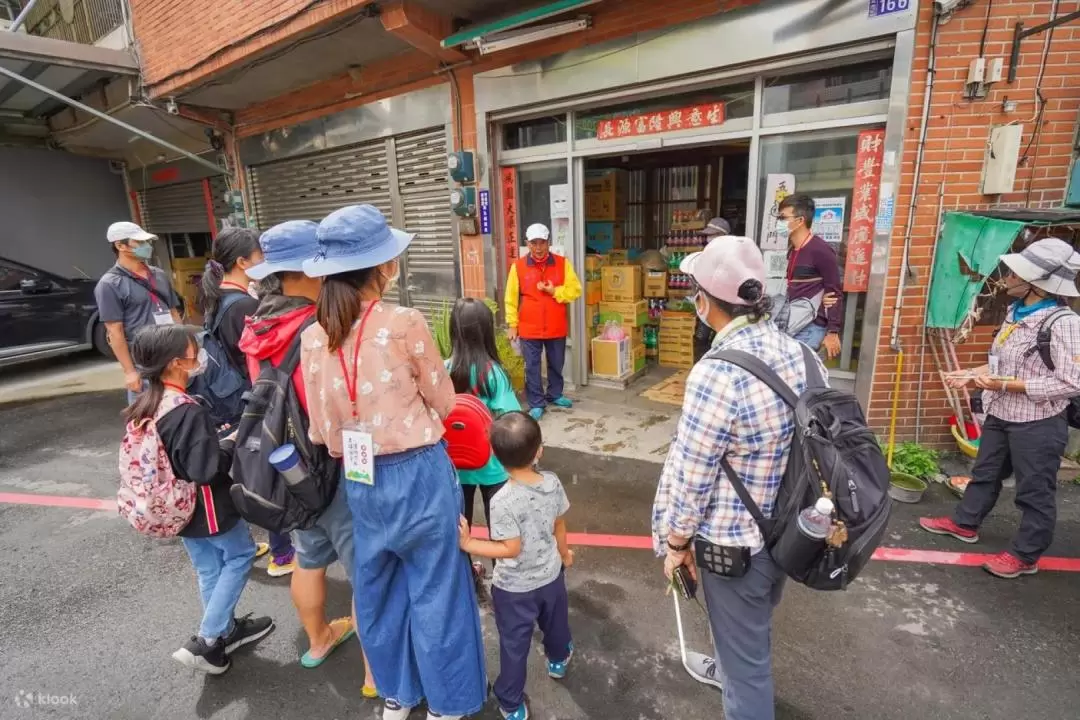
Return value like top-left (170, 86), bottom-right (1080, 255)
top-left (1, 390), bottom-right (1079, 720)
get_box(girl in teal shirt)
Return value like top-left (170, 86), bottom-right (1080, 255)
top-left (446, 298), bottom-right (521, 529)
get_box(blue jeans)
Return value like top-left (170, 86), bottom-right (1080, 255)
top-left (701, 550), bottom-right (786, 720)
top-left (180, 520), bottom-right (257, 641)
top-left (521, 337), bottom-right (566, 410)
top-left (344, 443), bottom-right (487, 716)
top-left (792, 322), bottom-right (827, 351)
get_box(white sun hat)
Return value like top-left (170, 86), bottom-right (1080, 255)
top-left (1001, 237), bottom-right (1080, 298)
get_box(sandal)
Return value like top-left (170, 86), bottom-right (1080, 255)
top-left (300, 617), bottom-right (356, 669)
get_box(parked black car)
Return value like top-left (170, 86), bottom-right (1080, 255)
top-left (0, 257), bottom-right (113, 368)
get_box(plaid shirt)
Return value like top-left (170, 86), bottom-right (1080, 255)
top-left (983, 305), bottom-right (1080, 423)
top-left (651, 317), bottom-right (826, 553)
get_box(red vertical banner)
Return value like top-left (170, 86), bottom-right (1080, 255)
top-left (843, 129), bottom-right (885, 292)
top-left (202, 178), bottom-right (218, 240)
top-left (501, 167), bottom-right (519, 264)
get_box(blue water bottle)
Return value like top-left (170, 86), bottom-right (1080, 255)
top-left (269, 444), bottom-right (308, 486)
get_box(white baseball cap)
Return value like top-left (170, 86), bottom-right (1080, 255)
top-left (679, 235), bottom-right (766, 306)
top-left (107, 221), bottom-right (156, 244)
top-left (525, 223), bottom-right (550, 241)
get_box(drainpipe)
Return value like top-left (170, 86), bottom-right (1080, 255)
top-left (889, 10), bottom-right (940, 353)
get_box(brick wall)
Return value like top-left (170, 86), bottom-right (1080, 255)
top-left (129, 0), bottom-right (375, 98)
top-left (868, 0), bottom-right (1080, 447)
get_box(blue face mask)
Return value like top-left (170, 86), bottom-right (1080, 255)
top-left (131, 242), bottom-right (154, 261)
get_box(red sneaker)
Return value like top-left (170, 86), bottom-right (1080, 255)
top-left (918, 516), bottom-right (979, 544)
top-left (982, 551), bottom-right (1038, 579)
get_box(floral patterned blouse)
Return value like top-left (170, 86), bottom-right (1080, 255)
top-left (300, 301), bottom-right (455, 457)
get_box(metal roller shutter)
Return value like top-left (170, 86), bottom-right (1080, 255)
top-left (139, 180), bottom-right (210, 234)
top-left (395, 128), bottom-right (458, 320)
top-left (247, 141), bottom-right (392, 227)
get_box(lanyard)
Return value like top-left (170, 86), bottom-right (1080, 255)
top-left (994, 322), bottom-right (1020, 349)
top-left (221, 281), bottom-right (248, 292)
top-left (337, 302), bottom-right (378, 420)
top-left (786, 245), bottom-right (802, 283)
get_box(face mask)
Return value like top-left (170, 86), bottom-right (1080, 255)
top-left (693, 292), bottom-right (711, 329)
top-left (381, 261), bottom-right (400, 293)
top-left (1005, 276), bottom-right (1032, 298)
top-left (774, 218), bottom-right (791, 242)
top-left (185, 348), bottom-right (209, 381)
top-left (131, 243), bottom-right (154, 261)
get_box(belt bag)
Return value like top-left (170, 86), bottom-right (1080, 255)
top-left (772, 290), bottom-right (824, 336)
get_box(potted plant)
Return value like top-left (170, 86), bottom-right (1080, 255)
top-left (885, 442), bottom-right (939, 504)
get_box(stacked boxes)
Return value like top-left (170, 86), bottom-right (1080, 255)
top-left (601, 265), bottom-right (642, 303)
top-left (591, 336), bottom-right (632, 378)
top-left (584, 254), bottom-right (604, 305)
top-left (584, 169), bottom-right (627, 254)
top-left (594, 263), bottom-right (646, 378)
top-left (643, 270), bottom-right (667, 298)
top-left (658, 310), bottom-right (695, 370)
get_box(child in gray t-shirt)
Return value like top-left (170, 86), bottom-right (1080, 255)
top-left (458, 411), bottom-right (573, 720)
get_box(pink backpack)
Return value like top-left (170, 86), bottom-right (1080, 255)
top-left (117, 391), bottom-right (198, 538)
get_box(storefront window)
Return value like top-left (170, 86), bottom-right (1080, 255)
top-left (516, 162), bottom-right (570, 252)
top-left (574, 82), bottom-right (754, 140)
top-left (757, 129), bottom-right (882, 372)
top-left (502, 115), bottom-right (568, 150)
top-left (762, 60), bottom-right (892, 115)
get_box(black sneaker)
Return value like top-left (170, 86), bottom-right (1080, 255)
top-left (172, 636), bottom-right (230, 675)
top-left (222, 613), bottom-right (275, 654)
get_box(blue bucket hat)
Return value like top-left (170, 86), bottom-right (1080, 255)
top-left (246, 220), bottom-right (320, 280)
top-left (303, 204), bottom-right (413, 278)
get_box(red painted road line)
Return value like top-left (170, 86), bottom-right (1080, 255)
top-left (4, 492), bottom-right (1080, 572)
top-left (0, 492), bottom-right (113, 512)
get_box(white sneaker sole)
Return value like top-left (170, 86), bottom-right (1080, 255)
top-left (225, 621), bottom-right (276, 654)
top-left (171, 647), bottom-right (230, 675)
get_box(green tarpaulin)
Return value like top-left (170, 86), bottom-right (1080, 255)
top-left (926, 212), bottom-right (1026, 329)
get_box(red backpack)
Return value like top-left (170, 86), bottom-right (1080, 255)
top-left (443, 367), bottom-right (495, 471)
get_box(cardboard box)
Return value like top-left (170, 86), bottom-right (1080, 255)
top-left (585, 280), bottom-right (603, 306)
top-left (658, 330), bottom-right (694, 352)
top-left (585, 222), bottom-right (624, 253)
top-left (621, 323), bottom-right (644, 347)
top-left (584, 254), bottom-right (605, 279)
top-left (659, 347), bottom-right (695, 370)
top-left (584, 169), bottom-right (629, 221)
top-left (661, 310), bottom-right (697, 329)
top-left (591, 337), bottom-right (631, 378)
top-left (586, 303), bottom-right (600, 328)
top-left (598, 300), bottom-right (649, 328)
top-left (644, 270), bottom-right (668, 298)
top-left (632, 343), bottom-right (647, 373)
top-left (607, 249), bottom-right (630, 266)
top-left (602, 265), bottom-right (642, 302)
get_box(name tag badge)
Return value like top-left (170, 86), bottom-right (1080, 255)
top-left (153, 310), bottom-right (174, 326)
top-left (988, 355), bottom-right (1000, 376)
top-left (342, 429), bottom-right (375, 485)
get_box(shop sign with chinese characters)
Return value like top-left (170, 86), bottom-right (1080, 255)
top-left (596, 103), bottom-right (726, 141)
top-left (501, 167), bottom-right (518, 262)
top-left (843, 129), bottom-right (885, 293)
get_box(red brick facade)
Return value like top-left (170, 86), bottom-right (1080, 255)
top-left (868, 1), bottom-right (1080, 445)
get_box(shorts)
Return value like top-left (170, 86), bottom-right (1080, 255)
top-left (293, 483), bottom-right (355, 575)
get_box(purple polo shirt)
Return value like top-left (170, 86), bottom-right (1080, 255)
top-left (785, 234), bottom-right (843, 332)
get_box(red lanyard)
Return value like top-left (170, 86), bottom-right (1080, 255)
top-left (221, 281), bottom-right (248, 293)
top-left (163, 381), bottom-right (186, 393)
top-left (786, 245), bottom-right (802, 283)
top-left (337, 302), bottom-right (379, 419)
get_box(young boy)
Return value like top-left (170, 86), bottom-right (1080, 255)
top-left (458, 411), bottom-right (574, 720)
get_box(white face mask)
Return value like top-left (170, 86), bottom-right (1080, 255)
top-left (693, 292), bottom-right (712, 329)
top-left (381, 261), bottom-right (400, 293)
top-left (186, 347), bottom-right (209, 380)
top-left (774, 218), bottom-right (791, 242)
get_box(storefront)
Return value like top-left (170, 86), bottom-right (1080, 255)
top-left (238, 84), bottom-right (460, 320)
top-left (473, 0), bottom-right (917, 406)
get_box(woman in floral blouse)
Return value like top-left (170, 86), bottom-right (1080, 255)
top-left (300, 205), bottom-right (486, 720)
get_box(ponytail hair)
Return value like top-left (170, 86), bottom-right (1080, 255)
top-left (702, 279), bottom-right (773, 323)
top-left (316, 267), bottom-right (379, 352)
top-left (199, 227), bottom-right (260, 319)
top-left (123, 324), bottom-right (198, 424)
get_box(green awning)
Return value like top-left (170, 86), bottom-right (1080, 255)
top-left (926, 212), bottom-right (1027, 329)
top-left (441, 0), bottom-right (600, 49)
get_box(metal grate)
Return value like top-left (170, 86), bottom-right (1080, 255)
top-left (139, 180), bottom-right (210, 235)
top-left (23, 0), bottom-right (124, 45)
top-left (395, 128), bottom-right (458, 320)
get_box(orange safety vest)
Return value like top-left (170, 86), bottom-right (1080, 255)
top-left (516, 254), bottom-right (569, 340)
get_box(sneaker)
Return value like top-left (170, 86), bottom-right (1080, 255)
top-left (528, 407), bottom-right (545, 421)
top-left (267, 551), bottom-right (296, 577)
top-left (172, 636), bottom-right (230, 675)
top-left (500, 705), bottom-right (529, 720)
top-left (222, 613), bottom-right (276, 653)
top-left (918, 516), bottom-right (979, 544)
top-left (255, 542), bottom-right (270, 558)
top-left (682, 650), bottom-right (722, 690)
top-left (983, 551), bottom-right (1038, 579)
top-left (383, 699), bottom-right (412, 720)
top-left (551, 396), bottom-right (573, 409)
top-left (547, 641), bottom-right (573, 679)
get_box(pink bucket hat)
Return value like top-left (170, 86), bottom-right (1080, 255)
top-left (679, 235), bottom-right (766, 306)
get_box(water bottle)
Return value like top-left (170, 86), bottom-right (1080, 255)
top-left (269, 444), bottom-right (309, 487)
top-left (797, 497), bottom-right (835, 540)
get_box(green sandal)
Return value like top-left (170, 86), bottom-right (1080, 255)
top-left (300, 619), bottom-right (356, 669)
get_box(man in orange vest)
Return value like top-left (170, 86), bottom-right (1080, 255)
top-left (505, 223), bottom-right (583, 420)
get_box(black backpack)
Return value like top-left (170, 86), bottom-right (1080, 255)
top-left (229, 318), bottom-right (339, 533)
top-left (1027, 307), bottom-right (1080, 429)
top-left (188, 292), bottom-right (250, 427)
top-left (712, 344), bottom-right (893, 591)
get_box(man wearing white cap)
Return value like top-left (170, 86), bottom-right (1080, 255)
top-left (651, 235), bottom-right (826, 720)
top-left (94, 221), bottom-right (181, 401)
top-left (922, 237), bottom-right (1080, 579)
top-left (504, 223), bottom-right (582, 420)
